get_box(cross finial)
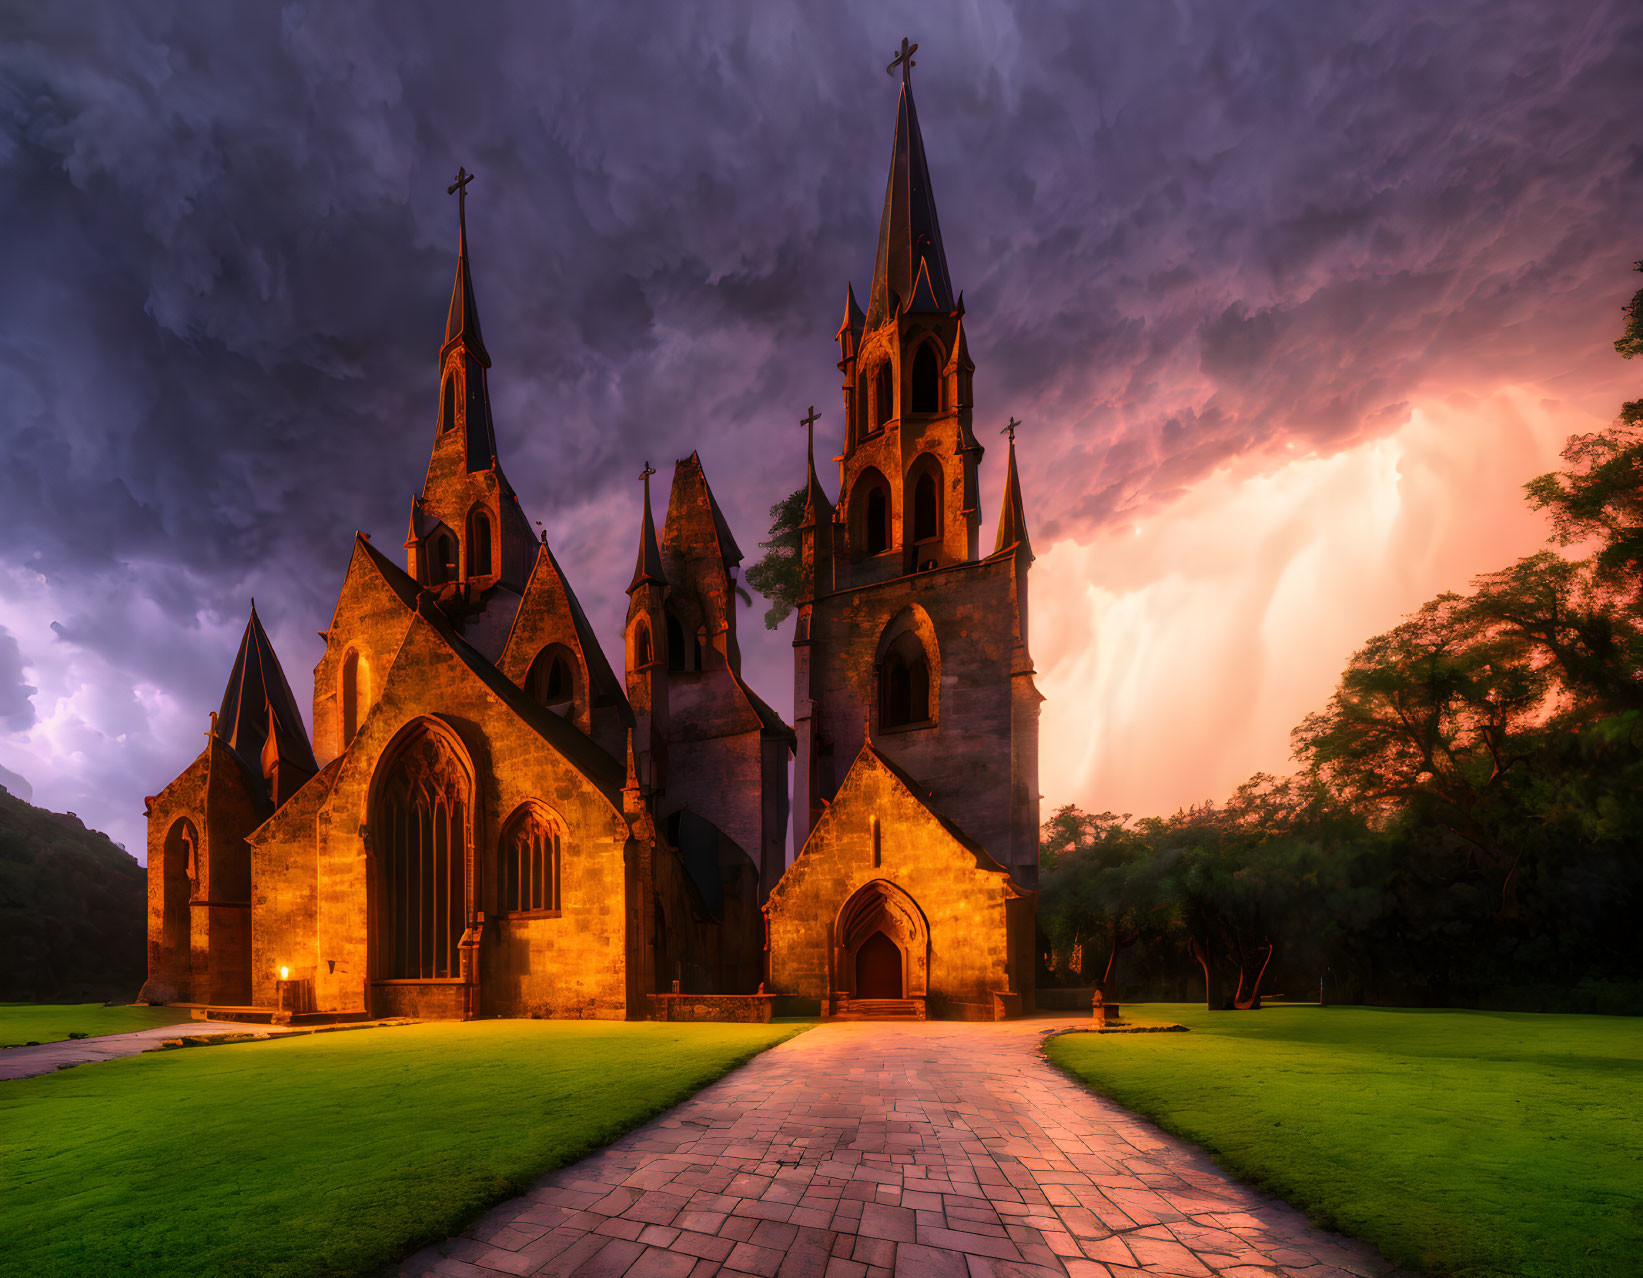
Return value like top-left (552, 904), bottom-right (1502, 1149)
top-left (1002, 415), bottom-right (1022, 444)
top-left (800, 405), bottom-right (821, 466)
top-left (887, 37), bottom-right (918, 83)
top-left (639, 460), bottom-right (656, 485)
top-left (448, 166), bottom-right (474, 236)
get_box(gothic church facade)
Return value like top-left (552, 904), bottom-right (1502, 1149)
top-left (140, 55), bottom-right (1039, 1021)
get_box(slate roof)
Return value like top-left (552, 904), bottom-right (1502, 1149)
top-left (216, 604), bottom-right (317, 780)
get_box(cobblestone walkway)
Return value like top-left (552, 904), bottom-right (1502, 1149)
top-left (398, 1018), bottom-right (1402, 1278)
top-left (0, 1020), bottom-right (247, 1082)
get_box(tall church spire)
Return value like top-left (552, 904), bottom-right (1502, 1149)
top-left (994, 418), bottom-right (1032, 560)
top-left (443, 166), bottom-right (491, 368)
top-left (628, 462), bottom-right (667, 594)
top-left (865, 43), bottom-right (954, 331)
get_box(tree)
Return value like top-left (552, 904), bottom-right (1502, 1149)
top-left (1292, 594), bottom-right (1551, 916)
top-left (744, 488), bottom-right (805, 630)
top-left (1524, 260), bottom-right (1643, 587)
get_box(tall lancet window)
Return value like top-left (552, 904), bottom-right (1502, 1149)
top-left (429, 532), bottom-right (457, 584)
top-left (881, 633), bottom-right (931, 728)
top-left (467, 510), bottom-right (493, 578)
top-left (911, 343), bottom-right (939, 414)
top-left (441, 371), bottom-right (458, 433)
top-left (341, 650), bottom-right (365, 748)
top-left (502, 803), bottom-right (562, 914)
top-left (875, 361), bottom-right (894, 429)
top-left (912, 471), bottom-right (939, 544)
top-left (373, 727), bottom-right (470, 981)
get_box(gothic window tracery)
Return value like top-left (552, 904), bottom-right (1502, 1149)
top-left (373, 726), bottom-right (470, 981)
top-left (501, 802), bottom-right (562, 914)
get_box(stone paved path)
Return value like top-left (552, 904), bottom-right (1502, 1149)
top-left (0, 1020), bottom-right (248, 1082)
top-left (398, 1018), bottom-right (1402, 1278)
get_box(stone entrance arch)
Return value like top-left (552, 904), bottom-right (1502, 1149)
top-left (834, 879), bottom-right (928, 999)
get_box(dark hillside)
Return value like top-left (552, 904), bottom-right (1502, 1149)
top-left (0, 784), bottom-right (145, 1001)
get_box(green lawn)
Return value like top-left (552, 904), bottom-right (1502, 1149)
top-left (0, 1002), bottom-right (191, 1047)
top-left (1, 1018), bottom-right (804, 1278)
top-left (1045, 1004), bottom-right (1643, 1278)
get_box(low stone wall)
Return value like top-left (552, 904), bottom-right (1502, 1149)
top-left (648, 993), bottom-right (775, 1023)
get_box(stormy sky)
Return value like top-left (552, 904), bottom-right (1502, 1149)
top-left (1, 1), bottom-right (1638, 857)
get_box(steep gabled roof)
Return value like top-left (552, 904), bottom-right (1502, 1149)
top-left (662, 452), bottom-right (743, 575)
top-left (216, 604), bottom-right (316, 779)
top-left (503, 539), bottom-right (628, 709)
top-left (355, 532), bottom-right (425, 609)
top-left (406, 596), bottom-right (625, 801)
top-left (865, 74), bottom-right (955, 330)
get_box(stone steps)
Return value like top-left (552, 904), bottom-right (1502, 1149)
top-left (830, 997), bottom-right (927, 1020)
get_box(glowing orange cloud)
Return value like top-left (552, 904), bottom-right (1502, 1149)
top-left (1031, 375), bottom-right (1633, 821)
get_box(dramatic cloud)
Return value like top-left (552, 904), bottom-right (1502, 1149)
top-left (0, 0), bottom-right (1637, 853)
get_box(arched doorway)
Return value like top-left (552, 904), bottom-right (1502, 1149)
top-left (855, 931), bottom-right (902, 998)
top-left (835, 879), bottom-right (928, 1004)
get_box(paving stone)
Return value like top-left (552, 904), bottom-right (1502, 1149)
top-left (390, 1020), bottom-right (1406, 1278)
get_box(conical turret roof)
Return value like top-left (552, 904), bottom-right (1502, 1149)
top-left (216, 603), bottom-right (317, 779)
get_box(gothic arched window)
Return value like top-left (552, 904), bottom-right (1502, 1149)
top-left (912, 343), bottom-right (940, 414)
top-left (666, 613), bottom-right (686, 672)
top-left (441, 371), bottom-right (457, 433)
top-left (341, 649), bottom-right (366, 748)
top-left (373, 726), bottom-right (470, 981)
top-left (867, 486), bottom-right (889, 554)
top-left (912, 470), bottom-right (939, 544)
top-left (635, 622), bottom-right (652, 669)
top-left (466, 510), bottom-right (492, 578)
top-left (429, 532), bottom-right (457, 584)
top-left (525, 645), bottom-right (575, 712)
top-left (881, 632), bottom-right (931, 728)
top-left (875, 360), bottom-right (894, 429)
top-left (502, 803), bottom-right (562, 914)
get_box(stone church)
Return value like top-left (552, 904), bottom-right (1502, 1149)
top-left (140, 52), bottom-right (1040, 1022)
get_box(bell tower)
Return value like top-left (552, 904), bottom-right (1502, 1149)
top-left (404, 167), bottom-right (535, 620)
top-left (793, 41), bottom-right (1041, 891)
top-left (835, 44), bottom-right (983, 589)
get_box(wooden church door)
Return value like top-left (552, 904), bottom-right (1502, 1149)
top-left (855, 930), bottom-right (902, 998)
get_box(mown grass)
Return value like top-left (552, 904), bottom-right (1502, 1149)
top-left (1045, 1004), bottom-right (1643, 1278)
top-left (0, 1002), bottom-right (190, 1047)
top-left (0, 1019), bottom-right (804, 1278)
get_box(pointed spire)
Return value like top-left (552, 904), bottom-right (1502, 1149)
top-left (217, 603), bottom-right (317, 784)
top-left (994, 420), bottom-right (1032, 560)
top-left (628, 461), bottom-right (667, 594)
top-left (839, 283), bottom-right (865, 340)
top-left (801, 406), bottom-right (833, 528)
top-left (865, 56), bottom-right (954, 331)
top-left (442, 166), bottom-right (491, 367)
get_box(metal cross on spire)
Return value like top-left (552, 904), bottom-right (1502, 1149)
top-left (1002, 415), bottom-right (1022, 443)
top-left (448, 166), bottom-right (474, 234)
top-left (887, 37), bottom-right (918, 82)
top-left (639, 461), bottom-right (656, 491)
top-left (800, 405), bottom-right (821, 464)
